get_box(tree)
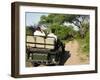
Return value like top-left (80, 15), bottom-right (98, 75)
top-left (39, 14), bottom-right (89, 38)
top-left (39, 14), bottom-right (65, 26)
top-left (26, 26), bottom-right (35, 35)
top-left (39, 15), bottom-right (48, 24)
top-left (63, 15), bottom-right (89, 38)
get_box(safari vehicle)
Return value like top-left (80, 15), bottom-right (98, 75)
top-left (26, 35), bottom-right (69, 66)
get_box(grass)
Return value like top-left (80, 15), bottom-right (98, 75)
top-left (77, 37), bottom-right (89, 56)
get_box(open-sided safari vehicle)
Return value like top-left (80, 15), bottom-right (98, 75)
top-left (26, 35), bottom-right (70, 67)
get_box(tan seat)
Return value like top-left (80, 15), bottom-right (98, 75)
top-left (35, 36), bottom-right (45, 48)
top-left (26, 36), bottom-right (35, 47)
top-left (45, 37), bottom-right (55, 49)
top-left (26, 35), bottom-right (55, 49)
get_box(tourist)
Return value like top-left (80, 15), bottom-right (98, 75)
top-left (34, 27), bottom-right (45, 36)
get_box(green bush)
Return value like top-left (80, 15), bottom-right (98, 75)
top-left (26, 26), bottom-right (33, 35)
top-left (78, 31), bottom-right (89, 55)
top-left (83, 31), bottom-right (89, 53)
top-left (49, 24), bottom-right (75, 41)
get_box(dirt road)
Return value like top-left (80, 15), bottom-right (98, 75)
top-left (64, 40), bottom-right (89, 65)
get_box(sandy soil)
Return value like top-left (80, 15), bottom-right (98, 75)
top-left (64, 40), bottom-right (89, 65)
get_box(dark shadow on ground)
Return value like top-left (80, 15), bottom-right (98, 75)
top-left (59, 51), bottom-right (71, 65)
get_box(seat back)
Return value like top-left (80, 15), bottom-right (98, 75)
top-left (45, 37), bottom-right (55, 49)
top-left (26, 35), bottom-right (56, 49)
top-left (35, 36), bottom-right (45, 48)
top-left (26, 36), bottom-right (35, 47)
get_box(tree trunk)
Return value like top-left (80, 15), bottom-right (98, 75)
top-left (79, 25), bottom-right (84, 38)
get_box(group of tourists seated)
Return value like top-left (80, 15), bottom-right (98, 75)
top-left (32, 26), bottom-right (65, 52)
top-left (33, 27), bottom-right (57, 40)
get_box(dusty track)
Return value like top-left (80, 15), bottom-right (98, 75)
top-left (64, 40), bottom-right (89, 65)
